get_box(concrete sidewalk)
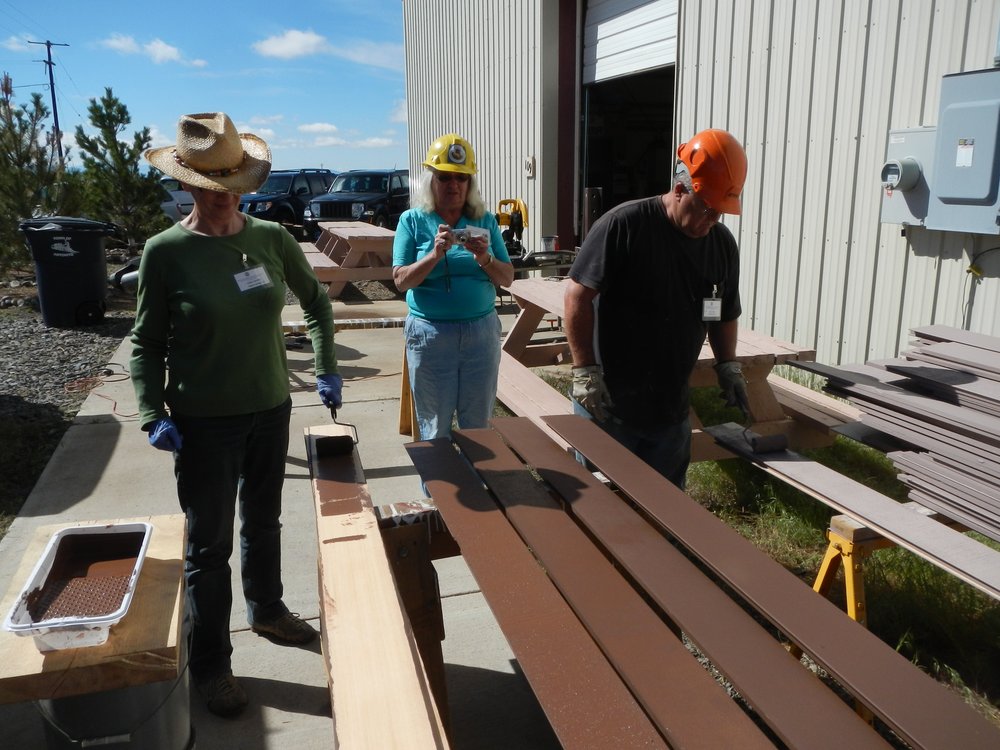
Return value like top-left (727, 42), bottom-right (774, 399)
top-left (0, 297), bottom-right (559, 749)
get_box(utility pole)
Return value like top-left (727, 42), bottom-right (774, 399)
top-left (28, 39), bottom-right (69, 165)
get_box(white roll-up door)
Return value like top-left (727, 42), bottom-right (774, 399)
top-left (583, 0), bottom-right (677, 85)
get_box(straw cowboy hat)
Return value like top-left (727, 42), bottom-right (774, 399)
top-left (145, 112), bottom-right (271, 195)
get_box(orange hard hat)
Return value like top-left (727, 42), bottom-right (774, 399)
top-left (676, 129), bottom-right (747, 215)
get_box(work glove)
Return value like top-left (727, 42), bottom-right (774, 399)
top-left (148, 418), bottom-right (182, 452)
top-left (316, 373), bottom-right (343, 410)
top-left (714, 361), bottom-right (751, 419)
top-left (572, 365), bottom-right (613, 422)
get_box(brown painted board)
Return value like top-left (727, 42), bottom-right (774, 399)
top-left (0, 514), bottom-right (186, 703)
top-left (404, 438), bottom-right (668, 749)
top-left (482, 422), bottom-right (885, 750)
top-left (544, 415), bottom-right (1000, 750)
top-left (911, 324), bottom-right (1000, 354)
top-left (305, 427), bottom-right (449, 750)
top-left (705, 421), bottom-right (1000, 606)
top-left (453, 428), bottom-right (780, 750)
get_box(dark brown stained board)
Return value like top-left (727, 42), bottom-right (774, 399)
top-left (537, 415), bottom-right (1000, 750)
top-left (451, 427), bottom-right (779, 750)
top-left (477, 422), bottom-right (888, 750)
top-left (404, 438), bottom-right (668, 749)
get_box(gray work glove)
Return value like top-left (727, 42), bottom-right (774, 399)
top-left (572, 365), bottom-right (613, 422)
top-left (714, 361), bottom-right (751, 418)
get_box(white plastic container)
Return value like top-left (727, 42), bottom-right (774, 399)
top-left (3, 522), bottom-right (153, 651)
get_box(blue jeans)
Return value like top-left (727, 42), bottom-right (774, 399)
top-left (572, 398), bottom-right (692, 489)
top-left (172, 397), bottom-right (292, 679)
top-left (405, 313), bottom-right (502, 439)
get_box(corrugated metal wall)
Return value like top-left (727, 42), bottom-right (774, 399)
top-left (583, 0), bottom-right (678, 84)
top-left (402, 1), bottom-right (560, 248)
top-left (675, 0), bottom-right (1000, 365)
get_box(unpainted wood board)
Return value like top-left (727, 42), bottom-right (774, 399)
top-left (911, 325), bottom-right (1000, 354)
top-left (306, 428), bottom-right (448, 750)
top-left (905, 342), bottom-right (1000, 380)
top-left (880, 358), bottom-right (1000, 410)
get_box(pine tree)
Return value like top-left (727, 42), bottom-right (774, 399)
top-left (74, 87), bottom-right (168, 251)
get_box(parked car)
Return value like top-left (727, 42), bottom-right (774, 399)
top-left (303, 169), bottom-right (409, 239)
top-left (159, 176), bottom-right (194, 220)
top-left (239, 168), bottom-right (335, 237)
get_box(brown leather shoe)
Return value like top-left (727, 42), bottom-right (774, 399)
top-left (251, 611), bottom-right (318, 644)
top-left (195, 672), bottom-right (248, 718)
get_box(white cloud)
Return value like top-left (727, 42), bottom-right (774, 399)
top-left (251, 30), bottom-right (404, 73)
top-left (144, 39), bottom-right (181, 64)
top-left (99, 33), bottom-right (203, 67)
top-left (100, 33), bottom-right (140, 55)
top-left (390, 99), bottom-right (407, 124)
top-left (354, 137), bottom-right (393, 148)
top-left (2, 35), bottom-right (30, 52)
top-left (250, 115), bottom-right (284, 125)
top-left (314, 136), bottom-right (348, 147)
top-left (147, 125), bottom-right (174, 149)
top-left (253, 30), bottom-right (329, 59)
top-left (329, 41), bottom-right (405, 73)
top-left (299, 123), bottom-right (338, 134)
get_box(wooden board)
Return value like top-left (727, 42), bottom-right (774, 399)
top-left (541, 415), bottom-right (1000, 750)
top-left (0, 514), bottom-right (186, 703)
top-left (305, 425), bottom-right (448, 750)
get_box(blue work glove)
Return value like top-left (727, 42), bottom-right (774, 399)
top-left (148, 418), bottom-right (182, 452)
top-left (316, 373), bottom-right (343, 409)
top-left (714, 361), bottom-right (751, 419)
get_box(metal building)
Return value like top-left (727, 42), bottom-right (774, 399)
top-left (402, 0), bottom-right (1000, 365)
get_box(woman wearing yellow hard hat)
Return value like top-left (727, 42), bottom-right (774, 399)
top-left (392, 133), bottom-right (514, 439)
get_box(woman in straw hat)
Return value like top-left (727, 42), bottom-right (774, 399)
top-left (130, 112), bottom-right (341, 718)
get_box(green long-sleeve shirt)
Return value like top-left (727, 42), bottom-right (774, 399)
top-left (130, 216), bottom-right (337, 427)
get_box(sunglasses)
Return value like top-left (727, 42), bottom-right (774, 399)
top-left (688, 190), bottom-right (720, 219)
top-left (436, 172), bottom-right (470, 183)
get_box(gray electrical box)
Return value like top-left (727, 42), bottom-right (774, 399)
top-left (925, 67), bottom-right (1000, 234)
top-left (880, 127), bottom-right (936, 226)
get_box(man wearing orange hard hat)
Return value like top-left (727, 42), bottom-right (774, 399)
top-left (564, 128), bottom-right (749, 488)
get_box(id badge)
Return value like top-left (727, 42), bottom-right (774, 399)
top-left (703, 297), bottom-right (722, 321)
top-left (234, 264), bottom-right (273, 292)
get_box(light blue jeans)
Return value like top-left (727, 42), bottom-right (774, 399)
top-left (405, 313), bottom-right (502, 439)
top-left (572, 398), bottom-right (692, 489)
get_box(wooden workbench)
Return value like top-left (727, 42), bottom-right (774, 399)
top-left (0, 514), bottom-right (186, 703)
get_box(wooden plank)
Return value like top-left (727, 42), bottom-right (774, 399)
top-left (704, 422), bottom-right (1000, 604)
top-left (495, 351), bottom-right (572, 449)
top-left (911, 324), bottom-right (1000, 354)
top-left (483, 421), bottom-right (884, 750)
top-left (767, 373), bottom-right (862, 428)
top-left (405, 437), bottom-right (668, 749)
top-left (542, 415), bottom-right (1000, 750)
top-left (0, 514), bottom-right (186, 703)
top-left (305, 426), bottom-right (448, 750)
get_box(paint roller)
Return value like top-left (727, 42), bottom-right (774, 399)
top-left (314, 407), bottom-right (358, 458)
top-left (748, 432), bottom-right (789, 454)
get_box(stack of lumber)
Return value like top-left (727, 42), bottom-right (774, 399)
top-left (793, 325), bottom-right (1000, 544)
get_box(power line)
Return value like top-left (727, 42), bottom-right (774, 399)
top-left (28, 38), bottom-right (68, 164)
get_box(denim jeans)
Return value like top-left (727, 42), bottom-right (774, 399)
top-left (572, 398), bottom-right (692, 489)
top-left (405, 313), bottom-right (502, 439)
top-left (172, 397), bottom-right (292, 678)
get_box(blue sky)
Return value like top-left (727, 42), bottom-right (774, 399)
top-left (0, 0), bottom-right (408, 172)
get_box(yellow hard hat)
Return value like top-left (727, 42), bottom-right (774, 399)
top-left (423, 133), bottom-right (477, 175)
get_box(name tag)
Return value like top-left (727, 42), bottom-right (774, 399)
top-left (703, 297), bottom-right (722, 321)
top-left (234, 265), bottom-right (273, 292)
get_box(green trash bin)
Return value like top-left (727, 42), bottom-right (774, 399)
top-left (19, 216), bottom-right (118, 327)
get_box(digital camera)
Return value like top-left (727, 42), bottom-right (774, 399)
top-left (452, 226), bottom-right (488, 245)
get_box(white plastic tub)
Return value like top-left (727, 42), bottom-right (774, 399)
top-left (3, 522), bottom-right (153, 651)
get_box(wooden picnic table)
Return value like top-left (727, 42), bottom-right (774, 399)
top-left (303, 221), bottom-right (396, 298)
top-left (499, 276), bottom-right (818, 457)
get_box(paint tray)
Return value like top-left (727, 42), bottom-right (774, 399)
top-left (3, 522), bottom-right (153, 652)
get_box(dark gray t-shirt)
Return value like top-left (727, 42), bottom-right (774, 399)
top-left (569, 196), bottom-right (741, 426)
